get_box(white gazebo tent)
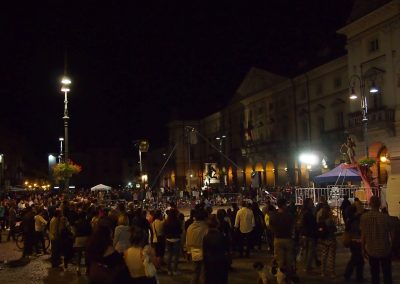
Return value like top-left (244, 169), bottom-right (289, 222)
top-left (90, 184), bottom-right (112, 191)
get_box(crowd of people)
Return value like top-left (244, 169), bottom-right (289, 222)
top-left (0, 189), bottom-right (399, 284)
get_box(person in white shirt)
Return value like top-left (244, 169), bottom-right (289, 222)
top-left (234, 201), bottom-right (255, 257)
top-left (34, 208), bottom-right (48, 254)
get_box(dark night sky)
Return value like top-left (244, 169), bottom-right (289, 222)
top-left (1, 1), bottom-right (354, 163)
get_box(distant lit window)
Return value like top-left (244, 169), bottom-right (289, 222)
top-left (368, 38), bottom-right (379, 53)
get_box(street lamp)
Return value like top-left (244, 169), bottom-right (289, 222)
top-left (60, 77), bottom-right (71, 162)
top-left (60, 76), bottom-right (71, 190)
top-left (299, 152), bottom-right (319, 186)
top-left (349, 68), bottom-right (384, 158)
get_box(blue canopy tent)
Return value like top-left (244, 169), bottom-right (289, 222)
top-left (313, 164), bottom-right (362, 184)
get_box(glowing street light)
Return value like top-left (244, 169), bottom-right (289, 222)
top-left (299, 152), bottom-right (319, 166)
top-left (60, 76), bottom-right (71, 190)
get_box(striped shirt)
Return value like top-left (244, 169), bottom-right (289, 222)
top-left (360, 210), bottom-right (392, 257)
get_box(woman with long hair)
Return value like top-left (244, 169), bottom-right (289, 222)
top-left (86, 225), bottom-right (131, 284)
top-left (124, 226), bottom-right (157, 284)
top-left (151, 210), bottom-right (165, 268)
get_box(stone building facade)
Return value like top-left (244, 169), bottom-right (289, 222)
top-left (155, 0), bottom-right (400, 216)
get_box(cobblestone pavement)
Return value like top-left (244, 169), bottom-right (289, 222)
top-left (1, 230), bottom-right (400, 283)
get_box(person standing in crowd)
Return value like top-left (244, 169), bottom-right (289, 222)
top-left (124, 226), bottom-right (158, 284)
top-left (203, 214), bottom-right (229, 284)
top-left (7, 201), bottom-right (17, 241)
top-left (344, 205), bottom-right (364, 282)
top-left (113, 214), bottom-right (131, 254)
top-left (151, 210), bottom-right (165, 268)
top-left (216, 209), bottom-right (233, 269)
top-left (360, 196), bottom-right (393, 284)
top-left (86, 225), bottom-right (131, 284)
top-left (72, 209), bottom-right (92, 275)
top-left (340, 195), bottom-right (351, 223)
top-left (186, 207), bottom-right (209, 284)
top-left (21, 206), bottom-right (35, 258)
top-left (234, 201), bottom-right (255, 258)
top-left (264, 201), bottom-right (276, 254)
top-left (317, 205), bottom-right (337, 279)
top-left (251, 201), bottom-right (265, 251)
top-left (269, 198), bottom-right (297, 284)
top-left (354, 198), bottom-right (364, 216)
top-left (298, 198), bottom-right (318, 273)
top-left (49, 209), bottom-right (63, 267)
top-left (59, 212), bottom-right (74, 271)
top-left (34, 207), bottom-right (48, 255)
top-left (163, 207), bottom-right (182, 276)
top-left (0, 201), bottom-right (5, 240)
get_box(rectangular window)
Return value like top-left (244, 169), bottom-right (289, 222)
top-left (333, 77), bottom-right (342, 89)
top-left (302, 119), bottom-right (308, 141)
top-left (300, 90), bottom-right (306, 100)
top-left (316, 84), bottom-right (323, 96)
top-left (336, 112), bottom-right (344, 129)
top-left (318, 117), bottom-right (325, 134)
top-left (368, 38), bottom-right (379, 53)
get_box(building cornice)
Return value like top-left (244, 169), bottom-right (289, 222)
top-left (337, 0), bottom-right (400, 39)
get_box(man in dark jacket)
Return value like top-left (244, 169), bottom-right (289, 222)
top-left (299, 198), bottom-right (318, 272)
top-left (270, 198), bottom-right (298, 283)
top-left (22, 206), bottom-right (35, 257)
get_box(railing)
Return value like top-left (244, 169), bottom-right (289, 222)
top-left (348, 108), bottom-right (395, 128)
top-left (295, 186), bottom-right (380, 206)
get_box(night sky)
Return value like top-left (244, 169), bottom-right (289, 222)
top-left (1, 1), bottom-right (354, 164)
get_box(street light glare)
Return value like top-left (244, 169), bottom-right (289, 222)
top-left (349, 94), bottom-right (358, 100)
top-left (61, 77), bottom-right (71, 85)
top-left (369, 84), bottom-right (379, 93)
top-left (59, 137), bottom-right (64, 141)
top-left (61, 86), bottom-right (70, 92)
top-left (299, 153), bottom-right (319, 165)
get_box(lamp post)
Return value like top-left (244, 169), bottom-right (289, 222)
top-left (61, 77), bottom-right (71, 161)
top-left (349, 75), bottom-right (369, 158)
top-left (58, 137), bottom-right (64, 163)
top-left (349, 68), bottom-right (383, 158)
top-left (60, 76), bottom-right (71, 190)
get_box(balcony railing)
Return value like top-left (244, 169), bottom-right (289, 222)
top-left (348, 108), bottom-right (395, 128)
